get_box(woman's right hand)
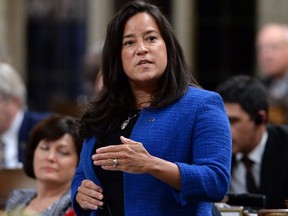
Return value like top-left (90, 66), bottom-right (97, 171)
top-left (75, 179), bottom-right (104, 210)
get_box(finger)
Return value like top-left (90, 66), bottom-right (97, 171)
top-left (101, 158), bottom-right (121, 170)
top-left (82, 180), bottom-right (103, 193)
top-left (77, 180), bottom-right (104, 210)
top-left (76, 192), bottom-right (103, 210)
top-left (96, 145), bottom-right (122, 154)
top-left (120, 136), bottom-right (137, 144)
top-left (93, 158), bottom-right (116, 167)
top-left (92, 150), bottom-right (122, 160)
top-left (78, 185), bottom-right (104, 201)
top-left (101, 165), bottom-right (118, 171)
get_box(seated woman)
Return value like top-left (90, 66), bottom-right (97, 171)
top-left (4, 115), bottom-right (82, 216)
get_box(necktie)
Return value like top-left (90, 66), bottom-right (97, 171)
top-left (241, 156), bottom-right (258, 193)
top-left (0, 137), bottom-right (5, 168)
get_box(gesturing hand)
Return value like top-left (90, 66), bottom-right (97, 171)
top-left (92, 136), bottom-right (154, 174)
top-left (76, 179), bottom-right (104, 210)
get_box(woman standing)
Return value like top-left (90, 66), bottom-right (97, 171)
top-left (72, 1), bottom-right (231, 215)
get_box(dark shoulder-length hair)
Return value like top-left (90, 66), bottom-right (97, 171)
top-left (23, 115), bottom-right (82, 179)
top-left (79, 0), bottom-right (198, 139)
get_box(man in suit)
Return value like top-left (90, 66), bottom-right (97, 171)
top-left (217, 75), bottom-right (288, 208)
top-left (257, 23), bottom-right (288, 124)
top-left (0, 62), bottom-right (50, 168)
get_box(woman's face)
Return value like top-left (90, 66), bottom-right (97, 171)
top-left (33, 134), bottom-right (78, 186)
top-left (121, 12), bottom-right (167, 90)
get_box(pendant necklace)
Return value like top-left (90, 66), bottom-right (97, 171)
top-left (121, 110), bottom-right (142, 130)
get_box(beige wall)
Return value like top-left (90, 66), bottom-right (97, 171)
top-left (0, 1), bottom-right (7, 61)
top-left (86, 0), bottom-right (113, 48)
top-left (172, 0), bottom-right (196, 74)
top-left (257, 0), bottom-right (288, 28)
top-left (0, 0), bottom-right (26, 79)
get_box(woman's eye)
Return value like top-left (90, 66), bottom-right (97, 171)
top-left (58, 148), bottom-right (70, 156)
top-left (147, 36), bottom-right (157, 42)
top-left (123, 40), bottom-right (134, 46)
top-left (39, 144), bottom-right (49, 150)
top-left (59, 151), bottom-right (70, 156)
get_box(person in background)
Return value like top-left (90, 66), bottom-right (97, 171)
top-left (71, 1), bottom-right (232, 215)
top-left (5, 115), bottom-right (82, 215)
top-left (256, 23), bottom-right (288, 124)
top-left (81, 42), bottom-right (103, 102)
top-left (0, 62), bottom-right (51, 168)
top-left (216, 75), bottom-right (288, 208)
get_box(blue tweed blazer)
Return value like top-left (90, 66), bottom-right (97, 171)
top-left (71, 87), bottom-right (232, 216)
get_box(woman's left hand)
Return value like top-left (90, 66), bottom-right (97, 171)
top-left (92, 136), bottom-right (154, 174)
top-left (93, 136), bottom-right (181, 189)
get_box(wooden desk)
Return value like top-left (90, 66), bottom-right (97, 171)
top-left (0, 169), bottom-right (36, 210)
top-left (258, 209), bottom-right (288, 215)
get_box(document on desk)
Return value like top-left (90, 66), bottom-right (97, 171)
top-left (221, 213), bottom-right (241, 216)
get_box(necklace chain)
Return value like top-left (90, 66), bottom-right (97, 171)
top-left (121, 110), bottom-right (142, 130)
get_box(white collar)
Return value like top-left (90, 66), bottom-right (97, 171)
top-left (2, 110), bottom-right (24, 144)
top-left (236, 130), bottom-right (268, 165)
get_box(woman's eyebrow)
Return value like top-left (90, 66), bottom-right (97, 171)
top-left (123, 29), bottom-right (158, 39)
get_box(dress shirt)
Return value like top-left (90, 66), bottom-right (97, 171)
top-left (230, 130), bottom-right (268, 193)
top-left (0, 137), bottom-right (5, 167)
top-left (269, 72), bottom-right (288, 108)
top-left (1, 110), bottom-right (24, 168)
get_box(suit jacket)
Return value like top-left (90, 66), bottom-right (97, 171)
top-left (231, 125), bottom-right (288, 208)
top-left (71, 87), bottom-right (232, 216)
top-left (17, 111), bottom-right (51, 162)
top-left (260, 125), bottom-right (288, 208)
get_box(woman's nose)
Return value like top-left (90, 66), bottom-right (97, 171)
top-left (136, 41), bottom-right (149, 55)
top-left (47, 150), bottom-right (56, 161)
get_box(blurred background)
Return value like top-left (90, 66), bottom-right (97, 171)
top-left (0, 0), bottom-right (288, 116)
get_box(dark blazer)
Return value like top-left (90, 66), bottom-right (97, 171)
top-left (17, 111), bottom-right (51, 162)
top-left (260, 125), bottom-right (288, 208)
top-left (231, 125), bottom-right (288, 208)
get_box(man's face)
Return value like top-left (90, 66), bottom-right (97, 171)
top-left (0, 95), bottom-right (18, 134)
top-left (224, 103), bottom-right (260, 155)
top-left (257, 26), bottom-right (288, 78)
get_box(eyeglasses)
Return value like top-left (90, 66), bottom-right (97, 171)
top-left (257, 43), bottom-right (288, 53)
